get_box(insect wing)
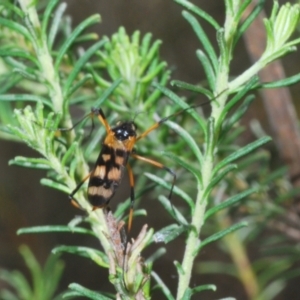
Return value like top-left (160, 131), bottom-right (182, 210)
top-left (88, 144), bottom-right (127, 208)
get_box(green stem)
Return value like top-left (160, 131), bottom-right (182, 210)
top-left (176, 13), bottom-right (231, 296)
top-left (229, 59), bottom-right (264, 92)
top-left (17, 0), bottom-right (73, 131)
top-left (176, 157), bottom-right (212, 299)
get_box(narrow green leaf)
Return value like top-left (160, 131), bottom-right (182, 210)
top-left (12, 68), bottom-right (37, 81)
top-left (0, 269), bottom-right (32, 300)
top-left (218, 126), bottom-right (245, 148)
top-left (145, 248), bottom-right (166, 264)
top-left (122, 209), bottom-right (147, 224)
top-left (0, 1), bottom-right (24, 17)
top-left (144, 172), bottom-right (194, 214)
top-left (93, 78), bottom-right (123, 108)
top-left (151, 271), bottom-right (175, 300)
top-left (203, 164), bottom-right (237, 199)
top-left (140, 61), bottom-right (167, 83)
top-left (61, 142), bottom-right (78, 166)
top-left (182, 11), bottom-right (218, 73)
top-left (47, 2), bottom-right (67, 49)
top-left (63, 39), bottom-right (106, 97)
top-left (181, 288), bottom-right (192, 300)
top-left (213, 136), bottom-right (272, 176)
top-left (153, 224), bottom-right (186, 244)
top-left (181, 284), bottom-right (219, 300)
top-left (0, 17), bottom-right (32, 42)
top-left (0, 94), bottom-right (52, 108)
top-left (258, 72), bottom-right (300, 88)
top-left (152, 82), bottom-right (207, 131)
top-left (192, 284), bottom-right (217, 294)
top-left (0, 49), bottom-right (39, 66)
top-left (40, 178), bottom-right (70, 194)
top-left (196, 49), bottom-right (215, 90)
top-left (277, 268), bottom-right (300, 282)
top-left (17, 226), bottom-right (96, 237)
top-left (157, 195), bottom-right (188, 226)
top-left (234, 0), bottom-right (265, 46)
top-left (52, 246), bottom-right (108, 268)
top-left (173, 0), bottom-right (220, 30)
top-left (9, 156), bottom-right (51, 169)
top-left (194, 221), bottom-right (248, 254)
top-left (52, 245), bottom-right (102, 256)
top-left (3, 54), bottom-right (35, 71)
top-left (166, 120), bottom-right (204, 166)
top-left (69, 94), bottom-right (95, 105)
top-left (66, 74), bottom-right (93, 98)
top-left (144, 71), bottom-right (170, 109)
top-left (0, 289), bottom-right (20, 300)
top-left (258, 259), bottom-right (291, 290)
top-left (204, 188), bottom-right (257, 221)
top-left (19, 245), bottom-right (43, 299)
top-left (75, 33), bottom-right (99, 43)
top-left (225, 76), bottom-right (258, 116)
top-left (35, 101), bottom-right (46, 124)
top-left (163, 151), bottom-right (200, 207)
top-left (234, 0), bottom-right (252, 21)
top-left (68, 283), bottom-right (112, 300)
top-left (41, 0), bottom-right (60, 39)
top-left (163, 151), bottom-right (200, 179)
top-left (171, 80), bottom-right (212, 98)
top-left (174, 261), bottom-right (184, 276)
top-left (0, 73), bottom-right (23, 94)
top-left (195, 261), bottom-right (237, 277)
top-left (55, 14), bottom-right (101, 71)
top-left (88, 63), bottom-right (110, 87)
top-left (220, 95), bottom-right (255, 140)
top-left (43, 254), bottom-right (65, 300)
top-left (237, 151), bottom-right (269, 172)
top-left (6, 124), bottom-right (27, 140)
top-left (258, 280), bottom-right (285, 300)
top-left (61, 290), bottom-right (83, 298)
top-left (140, 40), bottom-right (162, 73)
top-left (140, 32), bottom-right (152, 57)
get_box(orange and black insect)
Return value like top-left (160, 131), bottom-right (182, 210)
top-left (69, 107), bottom-right (179, 232)
top-left (69, 96), bottom-right (216, 232)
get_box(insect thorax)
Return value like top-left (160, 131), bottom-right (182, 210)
top-left (112, 121), bottom-right (137, 141)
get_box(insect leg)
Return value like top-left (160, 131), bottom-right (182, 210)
top-left (131, 153), bottom-right (176, 209)
top-left (53, 108), bottom-right (111, 137)
top-left (135, 91), bottom-right (228, 142)
top-left (126, 163), bottom-right (135, 233)
top-left (69, 172), bottom-right (92, 209)
top-left (135, 112), bottom-right (188, 142)
top-left (91, 107), bottom-right (111, 133)
top-left (136, 122), bottom-right (160, 141)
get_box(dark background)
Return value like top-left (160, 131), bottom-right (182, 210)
top-left (1, 1), bottom-right (300, 299)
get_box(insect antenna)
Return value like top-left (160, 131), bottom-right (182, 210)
top-left (158, 88), bottom-right (228, 126)
top-left (158, 98), bottom-right (212, 126)
top-left (135, 90), bottom-right (227, 229)
top-left (57, 108), bottom-right (100, 139)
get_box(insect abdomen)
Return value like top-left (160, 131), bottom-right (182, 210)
top-left (87, 144), bottom-right (129, 208)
